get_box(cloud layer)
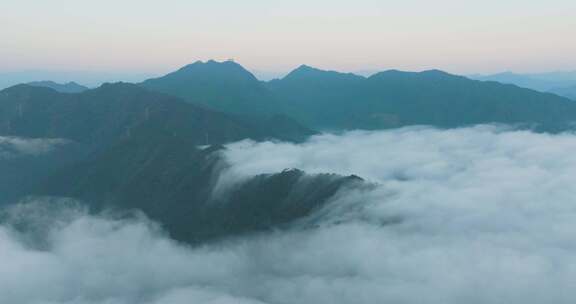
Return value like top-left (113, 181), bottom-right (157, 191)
top-left (5, 126), bottom-right (576, 303)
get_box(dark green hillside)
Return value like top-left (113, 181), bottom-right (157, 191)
top-left (0, 83), bottom-right (312, 146)
top-left (37, 131), bottom-right (365, 244)
top-left (0, 83), bottom-right (313, 206)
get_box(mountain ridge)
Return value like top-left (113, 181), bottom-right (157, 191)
top-left (267, 65), bottom-right (576, 131)
top-left (27, 80), bottom-right (89, 93)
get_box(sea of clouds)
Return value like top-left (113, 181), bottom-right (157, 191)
top-left (3, 126), bottom-right (576, 303)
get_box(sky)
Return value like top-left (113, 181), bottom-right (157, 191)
top-left (2, 0), bottom-right (576, 78)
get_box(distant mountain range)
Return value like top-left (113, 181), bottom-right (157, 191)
top-left (551, 85), bottom-right (576, 100)
top-left (140, 61), bottom-right (576, 131)
top-left (3, 60), bottom-right (576, 244)
top-left (0, 70), bottom-right (155, 90)
top-left (27, 81), bottom-right (89, 93)
top-left (267, 65), bottom-right (576, 131)
top-left (470, 71), bottom-right (576, 100)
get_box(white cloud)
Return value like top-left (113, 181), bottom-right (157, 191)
top-left (5, 126), bottom-right (576, 303)
top-left (0, 136), bottom-right (68, 159)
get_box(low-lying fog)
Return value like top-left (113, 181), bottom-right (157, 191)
top-left (3, 126), bottom-right (576, 303)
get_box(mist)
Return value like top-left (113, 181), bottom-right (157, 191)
top-left (0, 71), bottom-right (158, 90)
top-left (0, 136), bottom-right (68, 159)
top-left (4, 126), bottom-right (576, 303)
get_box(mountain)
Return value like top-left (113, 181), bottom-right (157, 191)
top-left (268, 67), bottom-right (576, 131)
top-left (27, 81), bottom-right (89, 93)
top-left (0, 83), bottom-right (310, 147)
top-left (267, 65), bottom-right (367, 129)
top-left (469, 72), bottom-right (562, 91)
top-left (551, 85), bottom-right (576, 100)
top-left (470, 71), bottom-right (576, 99)
top-left (0, 70), bottom-right (155, 90)
top-left (8, 62), bottom-right (576, 246)
top-left (36, 134), bottom-right (366, 244)
top-left (141, 60), bottom-right (281, 116)
top-left (0, 81), bottom-right (320, 244)
top-left (0, 83), bottom-right (314, 206)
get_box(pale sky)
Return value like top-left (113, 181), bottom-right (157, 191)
top-left (2, 0), bottom-right (576, 76)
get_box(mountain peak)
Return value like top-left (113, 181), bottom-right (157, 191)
top-left (288, 64), bottom-right (326, 76)
top-left (26, 80), bottom-right (88, 93)
top-left (369, 69), bottom-right (459, 81)
top-left (175, 59), bottom-right (249, 75)
top-left (421, 69), bottom-right (450, 75)
top-left (140, 60), bottom-right (279, 115)
top-left (283, 65), bottom-right (363, 81)
top-left (420, 69), bottom-right (460, 79)
top-left (295, 64), bottom-right (318, 71)
top-left (142, 60), bottom-right (260, 87)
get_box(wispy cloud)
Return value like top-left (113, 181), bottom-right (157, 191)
top-left (0, 136), bottom-right (68, 159)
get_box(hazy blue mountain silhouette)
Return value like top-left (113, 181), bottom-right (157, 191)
top-left (140, 61), bottom-right (576, 131)
top-left (27, 81), bottom-right (89, 93)
top-left (0, 83), bottom-right (311, 146)
top-left (470, 71), bottom-right (576, 99)
top-left (268, 66), bottom-right (576, 131)
top-left (141, 60), bottom-right (281, 116)
top-left (551, 85), bottom-right (576, 100)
